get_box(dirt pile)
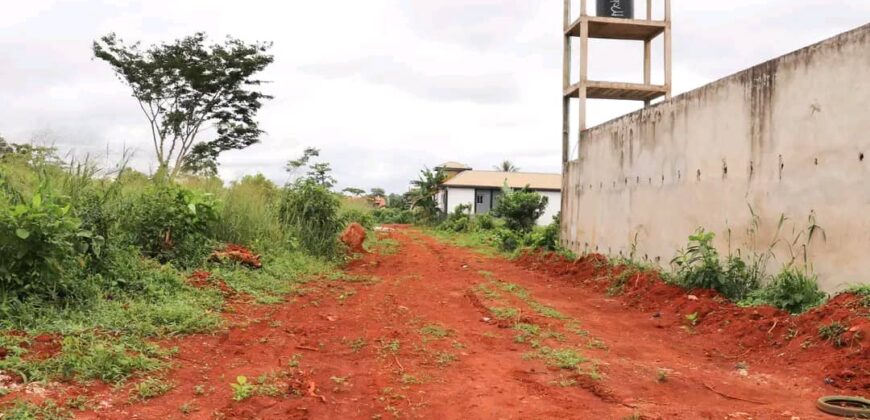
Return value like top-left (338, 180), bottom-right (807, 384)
top-left (340, 223), bottom-right (367, 254)
top-left (515, 251), bottom-right (870, 391)
top-left (210, 244), bottom-right (262, 268)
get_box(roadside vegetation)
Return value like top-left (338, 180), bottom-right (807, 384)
top-left (0, 31), bottom-right (383, 412)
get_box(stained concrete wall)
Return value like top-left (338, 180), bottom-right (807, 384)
top-left (562, 24), bottom-right (870, 292)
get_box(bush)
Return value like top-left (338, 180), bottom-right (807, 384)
top-left (475, 214), bottom-right (496, 230)
top-left (670, 229), bottom-right (760, 301)
top-left (0, 181), bottom-right (97, 299)
top-left (340, 207), bottom-right (375, 230)
top-left (528, 213), bottom-right (561, 251)
top-left (440, 204), bottom-right (473, 232)
top-left (210, 174), bottom-right (284, 248)
top-left (372, 207), bottom-right (414, 224)
top-left (740, 266), bottom-right (826, 314)
top-left (279, 180), bottom-right (344, 260)
top-left (128, 182), bottom-right (217, 267)
top-left (494, 228), bottom-right (525, 252)
top-left (491, 186), bottom-right (547, 233)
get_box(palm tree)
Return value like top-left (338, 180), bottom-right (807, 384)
top-left (408, 167), bottom-right (447, 222)
top-left (493, 160), bottom-right (520, 172)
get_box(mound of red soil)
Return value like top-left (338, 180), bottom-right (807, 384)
top-left (340, 223), bottom-right (367, 254)
top-left (210, 244), bottom-right (262, 268)
top-left (186, 270), bottom-right (236, 296)
top-left (515, 250), bottom-right (870, 391)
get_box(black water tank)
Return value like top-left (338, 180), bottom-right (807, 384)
top-left (597, 0), bottom-right (634, 19)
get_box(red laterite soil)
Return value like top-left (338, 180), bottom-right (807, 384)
top-left (4, 226), bottom-right (868, 419)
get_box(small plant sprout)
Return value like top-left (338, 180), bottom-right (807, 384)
top-left (230, 376), bottom-right (254, 401)
top-left (656, 369), bottom-right (668, 383)
top-left (818, 322), bottom-right (848, 348)
top-left (330, 375), bottom-right (349, 385)
top-left (420, 324), bottom-right (450, 339)
top-left (133, 377), bottom-right (174, 401)
top-left (288, 353), bottom-right (303, 368)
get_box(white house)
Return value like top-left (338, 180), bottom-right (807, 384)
top-left (434, 162), bottom-right (562, 226)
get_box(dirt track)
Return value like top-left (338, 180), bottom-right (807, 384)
top-left (80, 227), bottom-right (844, 419)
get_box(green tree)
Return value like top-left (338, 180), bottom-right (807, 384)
top-left (369, 187), bottom-right (386, 198)
top-left (307, 163), bottom-right (336, 189)
top-left (492, 185), bottom-right (547, 232)
top-left (493, 160), bottom-right (520, 172)
top-left (343, 187), bottom-right (366, 196)
top-left (408, 168), bottom-right (446, 222)
top-left (93, 32), bottom-right (274, 177)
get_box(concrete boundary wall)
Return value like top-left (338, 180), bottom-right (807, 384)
top-left (561, 24), bottom-right (870, 292)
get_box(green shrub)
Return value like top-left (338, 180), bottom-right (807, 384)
top-left (740, 266), bottom-right (826, 314)
top-left (128, 182), bottom-right (216, 267)
top-left (440, 204), bottom-right (473, 232)
top-left (340, 207), bottom-right (375, 230)
top-left (279, 180), bottom-right (344, 259)
top-left (372, 207), bottom-right (414, 224)
top-left (670, 229), bottom-right (760, 301)
top-left (528, 213), bottom-right (561, 251)
top-left (0, 181), bottom-right (97, 299)
top-left (210, 174), bottom-right (284, 247)
top-left (494, 228), bottom-right (525, 252)
top-left (475, 214), bottom-right (496, 230)
top-left (491, 186), bottom-right (548, 233)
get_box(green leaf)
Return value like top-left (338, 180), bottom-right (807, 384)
top-left (32, 193), bottom-right (42, 208)
top-left (15, 228), bottom-right (30, 239)
top-left (188, 203), bottom-right (197, 215)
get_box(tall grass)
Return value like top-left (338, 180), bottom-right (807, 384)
top-left (0, 144), bottom-right (343, 388)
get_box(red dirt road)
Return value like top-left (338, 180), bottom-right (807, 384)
top-left (72, 227), bottom-right (858, 419)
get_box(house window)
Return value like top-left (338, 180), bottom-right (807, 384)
top-left (476, 195), bottom-right (483, 204)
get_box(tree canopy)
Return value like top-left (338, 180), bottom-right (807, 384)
top-left (493, 160), bottom-right (520, 172)
top-left (93, 32), bottom-right (274, 177)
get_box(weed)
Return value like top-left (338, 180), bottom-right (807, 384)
top-left (740, 265), bottom-right (827, 314)
top-left (685, 312), bottom-right (700, 326)
top-left (193, 384), bottom-right (206, 396)
top-left (623, 413), bottom-right (643, 420)
top-left (818, 322), bottom-right (847, 348)
top-left (330, 375), bottom-right (349, 385)
top-left (586, 338), bottom-right (608, 350)
top-left (528, 301), bottom-right (567, 319)
top-left (230, 376), bottom-right (254, 401)
top-left (64, 396), bottom-right (89, 410)
top-left (179, 401), bottom-right (198, 415)
top-left (0, 399), bottom-right (71, 420)
top-left (607, 267), bottom-right (638, 297)
top-left (419, 324), bottom-right (450, 339)
top-left (489, 307), bottom-right (519, 321)
top-left (434, 352), bottom-right (457, 367)
top-left (400, 373), bottom-right (421, 385)
top-left (533, 347), bottom-right (587, 369)
top-left (670, 229), bottom-right (760, 301)
top-left (566, 322), bottom-right (589, 336)
top-left (514, 323), bottom-right (540, 344)
top-left (288, 353), bottom-right (303, 368)
top-left (656, 369), bottom-right (668, 383)
top-left (133, 377), bottom-right (174, 401)
top-left (552, 376), bottom-right (577, 387)
top-left (348, 338), bottom-right (368, 352)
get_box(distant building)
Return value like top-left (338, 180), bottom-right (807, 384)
top-left (434, 162), bottom-right (562, 226)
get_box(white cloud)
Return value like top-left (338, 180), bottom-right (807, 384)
top-left (0, 0), bottom-right (867, 192)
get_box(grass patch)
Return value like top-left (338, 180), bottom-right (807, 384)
top-left (0, 399), bottom-right (71, 420)
top-left (132, 377), bottom-right (174, 401)
top-left (525, 347), bottom-right (587, 369)
top-left (818, 322), bottom-right (847, 348)
top-left (489, 307), bottom-right (519, 321)
top-left (419, 324), bottom-right (450, 340)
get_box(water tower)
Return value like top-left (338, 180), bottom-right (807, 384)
top-left (561, 0), bottom-right (672, 163)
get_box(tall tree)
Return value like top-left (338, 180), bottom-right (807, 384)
top-left (369, 187), bottom-right (386, 198)
top-left (493, 160), bottom-right (520, 172)
top-left (285, 147), bottom-right (337, 189)
top-left (93, 32), bottom-right (274, 177)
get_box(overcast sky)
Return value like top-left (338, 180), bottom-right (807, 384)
top-left (1, 1), bottom-right (868, 192)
